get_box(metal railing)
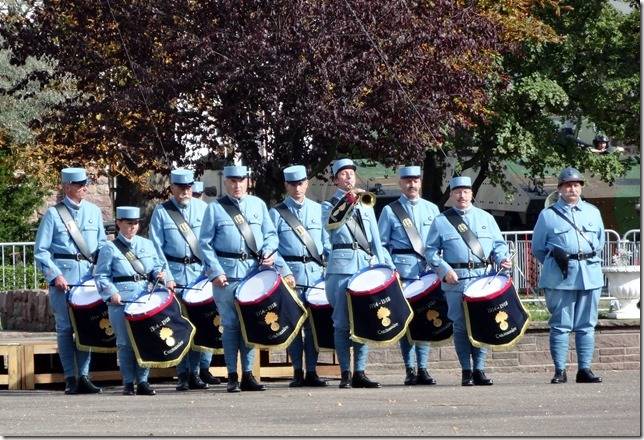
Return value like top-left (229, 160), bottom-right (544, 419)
top-left (0, 229), bottom-right (640, 292)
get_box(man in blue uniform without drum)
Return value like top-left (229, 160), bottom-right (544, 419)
top-left (94, 206), bottom-right (168, 396)
top-left (378, 165), bottom-right (440, 386)
top-left (425, 176), bottom-right (512, 386)
top-left (532, 167), bottom-right (605, 385)
top-left (199, 165), bottom-right (279, 393)
top-left (322, 158), bottom-right (393, 389)
top-left (34, 167), bottom-right (106, 395)
top-left (270, 165), bottom-right (330, 388)
top-left (149, 169), bottom-right (218, 391)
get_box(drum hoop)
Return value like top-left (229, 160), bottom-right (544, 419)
top-left (405, 278), bottom-right (441, 303)
top-left (236, 274), bottom-right (281, 305)
top-left (182, 295), bottom-right (214, 307)
top-left (69, 298), bottom-right (104, 309)
top-left (125, 290), bottom-right (175, 321)
top-left (464, 278), bottom-right (513, 303)
top-left (307, 302), bottom-right (331, 310)
top-left (347, 273), bottom-right (397, 296)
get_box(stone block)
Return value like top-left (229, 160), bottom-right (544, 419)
top-left (488, 358), bottom-right (519, 367)
top-left (519, 351), bottom-right (552, 365)
top-left (599, 347), bottom-right (625, 356)
top-left (438, 347), bottom-right (458, 361)
top-left (367, 349), bottom-right (388, 364)
top-left (596, 333), bottom-right (640, 348)
top-left (625, 346), bottom-right (640, 356)
top-left (518, 343), bottom-right (537, 351)
top-left (490, 351), bottom-right (518, 359)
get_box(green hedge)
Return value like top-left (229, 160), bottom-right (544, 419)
top-left (0, 265), bottom-right (47, 290)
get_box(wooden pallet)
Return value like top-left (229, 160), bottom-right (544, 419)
top-left (0, 343), bottom-right (22, 390)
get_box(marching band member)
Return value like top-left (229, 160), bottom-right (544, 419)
top-left (94, 206), bottom-right (167, 396)
top-left (270, 165), bottom-right (330, 388)
top-left (378, 165), bottom-right (440, 386)
top-left (425, 176), bottom-right (511, 386)
top-left (34, 167), bottom-right (106, 395)
top-left (322, 158), bottom-right (392, 389)
top-left (199, 165), bottom-right (279, 393)
top-left (149, 169), bottom-right (217, 392)
top-left (532, 167), bottom-right (605, 384)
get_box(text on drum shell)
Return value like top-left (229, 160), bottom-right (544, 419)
top-left (368, 296), bottom-right (391, 309)
top-left (149, 316), bottom-right (171, 333)
top-left (486, 300), bottom-right (508, 314)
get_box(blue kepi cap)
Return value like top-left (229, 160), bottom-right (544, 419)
top-left (399, 166), bottom-right (421, 178)
top-left (223, 165), bottom-right (249, 178)
top-left (171, 169), bottom-right (194, 185)
top-left (283, 165), bottom-right (307, 183)
top-left (61, 167), bottom-right (88, 184)
top-left (331, 158), bottom-right (356, 176)
top-left (116, 206), bottom-right (141, 220)
top-left (449, 176), bottom-right (472, 190)
top-left (192, 181), bottom-right (204, 193)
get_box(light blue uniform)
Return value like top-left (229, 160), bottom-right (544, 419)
top-left (425, 205), bottom-right (508, 371)
top-left (149, 196), bottom-right (209, 376)
top-left (199, 194), bottom-right (278, 374)
top-left (34, 196), bottom-right (106, 379)
top-left (270, 196), bottom-right (330, 373)
top-left (322, 188), bottom-right (393, 373)
top-left (532, 197), bottom-right (605, 371)
top-left (379, 194), bottom-right (439, 371)
top-left (94, 233), bottom-right (165, 385)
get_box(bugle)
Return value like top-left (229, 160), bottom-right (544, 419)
top-left (327, 186), bottom-right (376, 230)
top-left (544, 190), bottom-right (559, 208)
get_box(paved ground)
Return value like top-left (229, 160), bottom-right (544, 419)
top-left (0, 370), bottom-right (640, 437)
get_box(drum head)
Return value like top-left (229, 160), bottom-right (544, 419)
top-left (347, 266), bottom-right (394, 293)
top-left (305, 279), bottom-right (328, 306)
top-left (182, 277), bottom-right (213, 304)
top-left (236, 270), bottom-right (279, 303)
top-left (464, 274), bottom-right (510, 299)
top-left (124, 288), bottom-right (171, 316)
top-left (403, 273), bottom-right (439, 300)
top-left (68, 279), bottom-right (101, 306)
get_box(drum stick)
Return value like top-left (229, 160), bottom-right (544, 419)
top-left (483, 248), bottom-right (517, 287)
top-left (174, 285), bottom-right (202, 291)
top-left (147, 276), bottom-right (162, 301)
top-left (295, 284), bottom-right (325, 290)
top-left (121, 300), bottom-right (145, 304)
top-left (259, 249), bottom-right (278, 265)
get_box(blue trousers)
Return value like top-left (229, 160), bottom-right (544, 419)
top-left (49, 287), bottom-right (91, 379)
top-left (399, 338), bottom-right (430, 369)
top-left (288, 309), bottom-right (318, 371)
top-left (325, 274), bottom-right (368, 372)
top-left (545, 288), bottom-right (601, 370)
top-left (445, 286), bottom-right (487, 371)
top-left (108, 305), bottom-right (150, 385)
top-left (213, 281), bottom-right (255, 375)
top-left (176, 350), bottom-right (203, 375)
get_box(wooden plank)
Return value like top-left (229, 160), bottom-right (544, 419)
top-left (0, 344), bottom-right (22, 390)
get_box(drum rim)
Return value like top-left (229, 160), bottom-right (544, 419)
top-left (464, 276), bottom-right (513, 303)
top-left (235, 269), bottom-right (281, 305)
top-left (180, 279), bottom-right (214, 306)
top-left (346, 264), bottom-right (396, 295)
top-left (125, 288), bottom-right (174, 320)
top-left (67, 279), bottom-right (102, 308)
top-left (348, 272), bottom-right (397, 296)
top-left (403, 276), bottom-right (441, 302)
top-left (68, 298), bottom-right (104, 309)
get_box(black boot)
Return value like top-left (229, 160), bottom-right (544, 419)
top-left (122, 383), bottom-right (135, 396)
top-left (461, 370), bottom-right (474, 386)
top-left (351, 371), bottom-right (381, 388)
top-left (304, 371), bottom-right (328, 387)
top-left (175, 372), bottom-right (190, 391)
top-left (64, 377), bottom-right (78, 395)
top-left (189, 372), bottom-right (209, 389)
top-left (227, 372), bottom-right (241, 393)
top-left (200, 368), bottom-right (221, 385)
top-left (339, 370), bottom-right (352, 389)
top-left (551, 369), bottom-right (567, 384)
top-left (240, 371), bottom-right (266, 391)
top-left (416, 368), bottom-right (437, 385)
top-left (404, 367), bottom-right (417, 386)
top-left (473, 369), bottom-right (493, 386)
top-left (576, 368), bottom-right (602, 383)
top-left (77, 375), bottom-right (102, 394)
top-left (136, 382), bottom-right (156, 396)
top-left (289, 369), bottom-right (305, 388)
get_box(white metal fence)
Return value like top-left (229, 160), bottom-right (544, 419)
top-left (0, 229), bottom-right (640, 293)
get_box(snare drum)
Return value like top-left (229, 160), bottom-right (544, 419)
top-left (68, 278), bottom-right (117, 353)
top-left (124, 287), bottom-right (195, 368)
top-left (403, 272), bottom-right (453, 344)
top-left (463, 274), bottom-right (529, 350)
top-left (235, 269), bottom-right (308, 349)
top-left (346, 264), bottom-right (413, 346)
top-left (304, 279), bottom-right (334, 351)
top-left (180, 276), bottom-right (223, 354)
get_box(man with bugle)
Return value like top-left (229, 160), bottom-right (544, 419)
top-left (322, 158), bottom-right (393, 389)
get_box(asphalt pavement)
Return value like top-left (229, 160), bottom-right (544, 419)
top-left (0, 370), bottom-right (640, 437)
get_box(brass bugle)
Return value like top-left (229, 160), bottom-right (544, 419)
top-left (327, 186), bottom-right (377, 230)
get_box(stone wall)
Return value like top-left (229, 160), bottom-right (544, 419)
top-left (0, 290), bottom-right (55, 332)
